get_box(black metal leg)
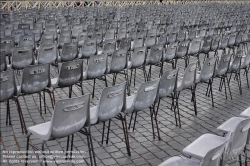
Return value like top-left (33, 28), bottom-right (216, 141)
top-left (209, 79), bottom-right (214, 107)
top-left (245, 68), bottom-right (249, 88)
top-left (25, 134), bottom-right (32, 166)
top-left (120, 114), bottom-right (131, 156)
top-left (14, 97), bottom-right (27, 133)
top-left (223, 77), bottom-right (228, 100)
top-left (171, 93), bottom-right (178, 126)
top-left (219, 77), bottom-right (223, 91)
top-left (192, 85), bottom-right (197, 116)
top-left (84, 128), bottom-right (93, 166)
top-left (70, 134), bottom-right (74, 160)
top-left (238, 71), bottom-right (242, 95)
top-left (123, 114), bottom-right (131, 156)
top-left (43, 90), bottom-right (46, 114)
top-left (39, 92), bottom-right (42, 114)
top-left (42, 141), bottom-right (47, 166)
top-left (132, 112), bottom-right (138, 132)
top-left (6, 99), bottom-right (11, 125)
top-left (92, 79), bottom-right (96, 99)
top-left (69, 86), bottom-right (72, 98)
top-left (80, 81), bottom-right (84, 95)
top-left (152, 106), bottom-right (161, 140)
top-left (88, 127), bottom-right (97, 165)
top-left (47, 90), bottom-right (55, 109)
top-left (150, 106), bottom-right (156, 139)
top-left (239, 154), bottom-right (242, 166)
top-left (156, 99), bottom-right (161, 116)
top-left (106, 119), bottom-right (111, 144)
top-left (134, 68), bottom-right (137, 87)
top-left (175, 92), bottom-right (181, 127)
top-left (104, 75), bottom-right (108, 87)
top-left (128, 112), bottom-right (134, 129)
top-left (225, 74), bottom-right (233, 100)
top-left (66, 135), bottom-right (70, 160)
top-left (101, 121), bottom-right (105, 144)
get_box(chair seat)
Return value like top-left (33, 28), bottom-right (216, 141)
top-left (217, 117), bottom-right (246, 133)
top-left (51, 78), bottom-right (58, 88)
top-left (240, 107), bottom-right (250, 117)
top-left (82, 71), bottom-right (87, 80)
top-left (183, 133), bottom-right (226, 160)
top-left (124, 94), bottom-right (136, 114)
top-left (195, 72), bottom-right (201, 84)
top-left (28, 121), bottom-right (51, 141)
top-left (158, 156), bottom-right (200, 166)
top-left (90, 106), bottom-right (98, 125)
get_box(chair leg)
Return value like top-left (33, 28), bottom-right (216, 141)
top-left (209, 79), bottom-right (214, 107)
top-left (159, 62), bottom-right (164, 77)
top-left (156, 98), bottom-right (161, 116)
top-left (14, 97), bottom-right (27, 133)
top-left (192, 84), bottom-right (197, 116)
top-left (84, 128), bottom-right (93, 166)
top-left (70, 134), bottom-right (74, 160)
top-left (46, 89), bottom-right (55, 109)
top-left (174, 92), bottom-right (181, 127)
top-left (147, 65), bottom-right (152, 81)
top-left (245, 146), bottom-right (248, 166)
top-left (132, 112), bottom-right (138, 132)
top-left (92, 79), bottom-right (96, 99)
top-left (80, 81), bottom-right (84, 95)
top-left (101, 121), bottom-right (105, 144)
top-left (225, 74), bottom-right (233, 100)
top-left (123, 114), bottom-right (131, 156)
top-left (245, 68), bottom-right (249, 88)
top-left (150, 106), bottom-right (156, 139)
top-left (104, 75), bottom-right (108, 87)
top-left (39, 92), bottom-right (42, 114)
top-left (171, 93), bottom-right (178, 126)
top-left (239, 154), bottom-right (242, 166)
top-left (143, 66), bottom-right (147, 82)
top-left (69, 86), bottom-right (72, 98)
top-left (25, 133), bottom-right (32, 166)
top-left (237, 71), bottom-right (242, 95)
top-left (128, 112), bottom-right (134, 129)
top-left (106, 119), bottom-right (111, 144)
top-left (41, 141), bottom-right (47, 166)
top-left (152, 105), bottom-right (161, 140)
top-left (66, 135), bottom-right (70, 160)
top-left (43, 91), bottom-right (46, 114)
top-left (6, 99), bottom-right (11, 125)
top-left (134, 69), bottom-right (137, 87)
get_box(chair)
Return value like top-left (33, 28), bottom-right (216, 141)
top-left (37, 43), bottom-right (58, 64)
top-left (11, 29), bottom-right (25, 45)
top-left (58, 30), bottom-right (72, 48)
top-left (103, 39), bottom-right (116, 56)
top-left (146, 44), bottom-right (163, 80)
top-left (195, 57), bottom-right (216, 107)
top-left (81, 38), bottom-right (97, 60)
top-left (16, 63), bottom-right (54, 114)
top-left (175, 41), bottom-right (190, 68)
top-left (126, 79), bottom-right (160, 140)
top-left (19, 34), bottom-right (35, 50)
top-left (132, 34), bottom-right (145, 50)
top-left (72, 24), bottom-right (83, 39)
top-left (156, 69), bottom-right (178, 126)
top-left (24, 28), bottom-right (42, 44)
top-left (145, 33), bottom-right (157, 48)
top-left (161, 42), bottom-right (178, 72)
top-left (107, 49), bottom-right (128, 86)
top-left (12, 46), bottom-right (34, 70)
top-left (167, 32), bottom-right (177, 45)
top-left (159, 133), bottom-right (230, 166)
top-left (0, 70), bottom-right (27, 133)
top-left (50, 59), bottom-right (84, 99)
top-left (188, 38), bottom-right (202, 69)
top-left (26, 94), bottom-right (91, 166)
top-left (119, 37), bottom-right (132, 51)
top-left (127, 46), bottom-right (147, 90)
top-left (81, 53), bottom-right (108, 98)
top-left (40, 33), bottom-right (55, 45)
top-left (0, 37), bottom-right (15, 57)
top-left (217, 117), bottom-right (250, 166)
top-left (59, 42), bottom-right (79, 62)
top-left (173, 62), bottom-right (197, 127)
top-left (78, 83), bottom-right (131, 160)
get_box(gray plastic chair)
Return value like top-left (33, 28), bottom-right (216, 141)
top-left (173, 62), bottom-right (197, 127)
top-left (11, 29), bottom-right (25, 45)
top-left (12, 46), bottom-right (34, 70)
top-left (161, 42), bottom-right (178, 71)
top-left (58, 30), bottom-right (72, 48)
top-left (200, 36), bottom-right (212, 56)
top-left (103, 39), bottom-right (116, 56)
top-left (159, 133), bottom-right (230, 166)
top-left (50, 59), bottom-right (84, 98)
top-left (125, 79), bottom-right (161, 140)
top-left (81, 53), bottom-right (108, 98)
top-left (0, 70), bottom-right (27, 133)
top-left (72, 24), bottom-right (83, 39)
top-left (17, 63), bottom-right (54, 114)
top-left (156, 69), bottom-right (178, 125)
top-left (195, 57), bottom-right (216, 107)
top-left (81, 38), bottom-right (97, 59)
top-left (167, 32), bottom-right (177, 45)
top-left (188, 38), bottom-right (202, 69)
top-left (59, 42), bottom-right (79, 62)
top-left (92, 31), bottom-right (103, 45)
top-left (77, 32), bottom-right (88, 47)
top-left (132, 34), bottom-right (145, 50)
top-left (19, 34), bottom-right (35, 50)
top-left (0, 37), bottom-right (15, 56)
top-left (175, 41), bottom-right (190, 68)
top-left (119, 37), bottom-right (132, 51)
top-left (40, 33), bottom-right (55, 45)
top-left (25, 28), bottom-right (42, 44)
top-left (145, 33), bottom-right (157, 48)
top-left (117, 28), bottom-right (127, 41)
top-left (107, 49), bottom-right (128, 86)
top-left (83, 83), bottom-right (131, 156)
top-left (37, 43), bottom-right (58, 64)
top-left (26, 94), bottom-right (91, 166)
top-left (217, 117), bottom-right (250, 166)
top-left (127, 46), bottom-right (147, 89)
top-left (176, 31), bottom-right (186, 42)
top-left (0, 52), bottom-right (8, 72)
top-left (146, 44), bottom-right (163, 80)
top-left (104, 28), bottom-right (115, 42)
top-left (240, 43), bottom-right (250, 88)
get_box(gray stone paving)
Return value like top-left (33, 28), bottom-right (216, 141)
top-left (1, 53), bottom-right (250, 166)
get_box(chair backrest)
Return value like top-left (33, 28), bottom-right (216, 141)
top-left (50, 94), bottom-right (90, 138)
top-left (131, 46), bottom-right (147, 68)
top-left (147, 44), bottom-right (163, 65)
top-left (81, 38), bottom-right (97, 58)
top-left (200, 133), bottom-right (231, 166)
top-left (25, 28), bottom-right (42, 43)
top-left (159, 69), bottom-right (178, 98)
top-left (119, 37), bottom-right (131, 51)
top-left (211, 36), bottom-right (221, 51)
top-left (86, 53), bottom-right (108, 79)
top-left (134, 79), bottom-right (160, 111)
top-left (0, 37), bottom-right (15, 55)
top-left (21, 63), bottom-right (50, 94)
top-left (182, 62), bottom-right (197, 89)
top-left (37, 43), bottom-right (58, 64)
top-left (11, 29), bottom-right (25, 44)
top-left (230, 48), bottom-right (243, 72)
top-left (0, 51), bottom-right (7, 72)
top-left (41, 33), bottom-right (54, 44)
top-left (133, 34), bottom-right (144, 49)
top-left (200, 57), bottom-right (216, 82)
top-left (226, 118), bottom-right (250, 159)
top-left (57, 59), bottom-right (83, 87)
top-left (0, 70), bottom-right (17, 102)
top-left (110, 49), bottom-right (127, 73)
top-left (176, 40), bottom-right (189, 58)
top-left (77, 32), bottom-right (88, 46)
top-left (61, 42), bottom-right (78, 62)
top-left (145, 33), bottom-right (157, 48)
top-left (188, 38), bottom-right (202, 55)
top-left (19, 34), bottom-right (35, 49)
top-left (216, 53), bottom-right (232, 76)
top-left (104, 39), bottom-right (116, 56)
top-left (97, 83), bottom-right (126, 122)
top-left (163, 42), bottom-right (178, 61)
top-left (228, 32), bottom-right (237, 47)
top-left (12, 46), bottom-right (34, 70)
top-left (58, 30), bottom-right (72, 47)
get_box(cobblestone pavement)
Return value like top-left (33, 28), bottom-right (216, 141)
top-left (1, 52), bottom-right (250, 166)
